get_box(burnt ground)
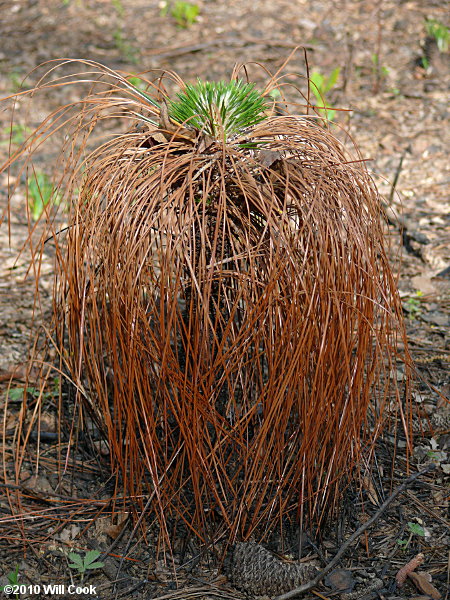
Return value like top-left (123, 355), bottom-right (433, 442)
top-left (0, 1), bottom-right (449, 599)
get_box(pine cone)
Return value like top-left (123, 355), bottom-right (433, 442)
top-left (224, 541), bottom-right (318, 596)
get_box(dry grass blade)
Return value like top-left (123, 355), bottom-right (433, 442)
top-left (1, 57), bottom-right (413, 548)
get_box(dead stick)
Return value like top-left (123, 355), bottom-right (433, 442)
top-left (388, 152), bottom-right (405, 206)
top-left (145, 38), bottom-right (315, 60)
top-left (274, 464), bottom-right (436, 600)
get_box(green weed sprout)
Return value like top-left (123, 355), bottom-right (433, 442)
top-left (425, 18), bottom-right (449, 53)
top-left (162, 1), bottom-right (200, 28)
top-left (68, 550), bottom-right (104, 581)
top-left (6, 378), bottom-right (60, 402)
top-left (309, 67), bottom-right (340, 122)
top-left (0, 565), bottom-right (19, 599)
top-left (127, 75), bottom-right (147, 91)
top-left (113, 29), bottom-right (139, 64)
top-left (397, 521), bottom-right (426, 550)
top-left (1, 124), bottom-right (32, 146)
top-left (371, 54), bottom-right (389, 78)
top-left (27, 171), bottom-right (61, 221)
top-left (111, 0), bottom-right (124, 17)
top-left (403, 290), bottom-right (423, 320)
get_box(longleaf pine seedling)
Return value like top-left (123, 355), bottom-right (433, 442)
top-left (168, 79), bottom-right (268, 138)
top-left (2, 57), bottom-right (413, 547)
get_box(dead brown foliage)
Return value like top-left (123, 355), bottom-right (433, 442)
top-left (1, 58), bottom-right (412, 547)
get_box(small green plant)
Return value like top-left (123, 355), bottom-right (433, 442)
top-left (403, 290), bottom-right (423, 320)
top-left (371, 53), bottom-right (390, 78)
top-left (425, 18), bottom-right (449, 53)
top-left (127, 76), bottom-right (147, 91)
top-left (161, 1), bottom-right (200, 28)
top-left (309, 67), bottom-right (340, 122)
top-left (407, 521), bottom-right (426, 536)
top-left (8, 70), bottom-right (25, 93)
top-left (68, 550), bottom-right (104, 581)
top-left (0, 565), bottom-right (19, 599)
top-left (389, 87), bottom-right (401, 97)
top-left (27, 171), bottom-right (61, 221)
top-left (111, 0), bottom-right (124, 18)
top-left (7, 386), bottom-right (39, 401)
top-left (6, 378), bottom-right (60, 402)
top-left (268, 88), bottom-right (282, 100)
top-left (1, 124), bottom-right (32, 146)
top-left (426, 438), bottom-right (447, 465)
top-left (397, 521), bottom-right (426, 550)
top-left (113, 29), bottom-right (139, 64)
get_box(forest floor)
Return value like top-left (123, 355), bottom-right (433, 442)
top-left (0, 1), bottom-right (449, 599)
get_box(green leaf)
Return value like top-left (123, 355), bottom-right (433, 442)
top-left (7, 387), bottom-right (38, 401)
top-left (85, 561), bottom-right (104, 570)
top-left (68, 552), bottom-right (84, 568)
top-left (268, 88), bottom-right (281, 99)
top-left (7, 388), bottom-right (25, 401)
top-left (84, 550), bottom-right (102, 566)
top-left (0, 123), bottom-right (32, 146)
top-left (425, 18), bottom-right (449, 53)
top-left (27, 171), bottom-right (61, 221)
top-left (310, 71), bottom-right (324, 94)
top-left (7, 565), bottom-right (19, 585)
top-left (170, 1), bottom-right (199, 27)
top-left (123, 79), bottom-right (159, 114)
top-left (326, 67), bottom-right (340, 92)
top-left (407, 521), bottom-right (425, 536)
top-left (309, 70), bottom-right (338, 122)
top-left (127, 76), bottom-right (145, 90)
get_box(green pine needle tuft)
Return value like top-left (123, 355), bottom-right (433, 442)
top-left (168, 79), bottom-right (268, 139)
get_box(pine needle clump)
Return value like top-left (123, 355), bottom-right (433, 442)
top-left (2, 59), bottom-right (412, 546)
top-left (168, 79), bottom-right (268, 138)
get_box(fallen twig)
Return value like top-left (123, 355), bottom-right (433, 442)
top-left (144, 37), bottom-right (315, 60)
top-left (273, 464), bottom-right (436, 600)
top-left (388, 152), bottom-right (405, 206)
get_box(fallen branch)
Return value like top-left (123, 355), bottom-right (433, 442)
top-left (273, 464), bottom-right (436, 600)
top-left (144, 37), bottom-right (315, 60)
